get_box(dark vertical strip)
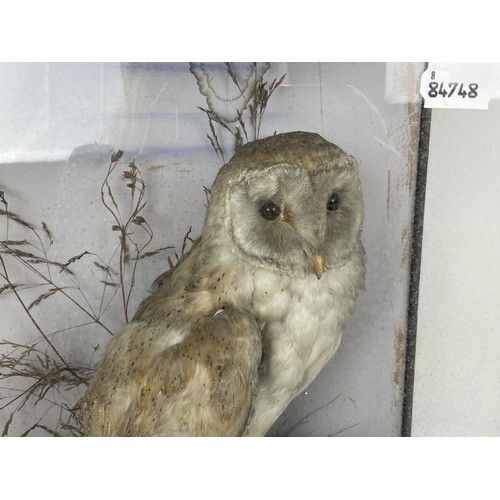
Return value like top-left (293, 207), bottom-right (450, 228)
top-left (401, 102), bottom-right (432, 436)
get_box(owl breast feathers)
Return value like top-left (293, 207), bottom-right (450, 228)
top-left (81, 131), bottom-right (366, 436)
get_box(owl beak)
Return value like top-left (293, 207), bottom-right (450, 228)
top-left (310, 254), bottom-right (324, 280)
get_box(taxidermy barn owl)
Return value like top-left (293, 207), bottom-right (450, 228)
top-left (81, 131), bottom-right (365, 437)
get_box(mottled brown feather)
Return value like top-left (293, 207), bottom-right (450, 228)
top-left (82, 308), bottom-right (261, 436)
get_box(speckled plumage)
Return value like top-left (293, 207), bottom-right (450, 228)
top-left (81, 131), bottom-right (365, 436)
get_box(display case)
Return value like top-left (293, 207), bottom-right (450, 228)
top-left (2, 62), bottom-right (493, 438)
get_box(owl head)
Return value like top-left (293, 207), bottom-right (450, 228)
top-left (203, 131), bottom-right (363, 278)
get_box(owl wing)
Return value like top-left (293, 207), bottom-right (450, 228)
top-left (82, 308), bottom-right (262, 436)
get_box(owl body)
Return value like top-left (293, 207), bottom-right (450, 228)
top-left (237, 247), bottom-right (364, 435)
top-left (81, 131), bottom-right (365, 436)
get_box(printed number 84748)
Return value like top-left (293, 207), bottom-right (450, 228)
top-left (428, 81), bottom-right (478, 99)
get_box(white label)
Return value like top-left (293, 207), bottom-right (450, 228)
top-left (420, 63), bottom-right (500, 110)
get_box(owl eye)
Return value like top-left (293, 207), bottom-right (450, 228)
top-left (259, 201), bottom-right (281, 221)
top-left (327, 192), bottom-right (340, 211)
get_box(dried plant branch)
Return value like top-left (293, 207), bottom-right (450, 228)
top-left (0, 241), bottom-right (114, 336)
top-left (0, 335), bottom-right (94, 438)
top-left (0, 208), bottom-right (35, 231)
top-left (100, 153), bottom-right (161, 323)
top-left (0, 151), bottom-right (173, 436)
top-left (58, 251), bottom-right (91, 273)
top-left (0, 255), bottom-right (87, 385)
top-left (195, 63), bottom-right (286, 162)
top-left (278, 394), bottom-right (341, 437)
